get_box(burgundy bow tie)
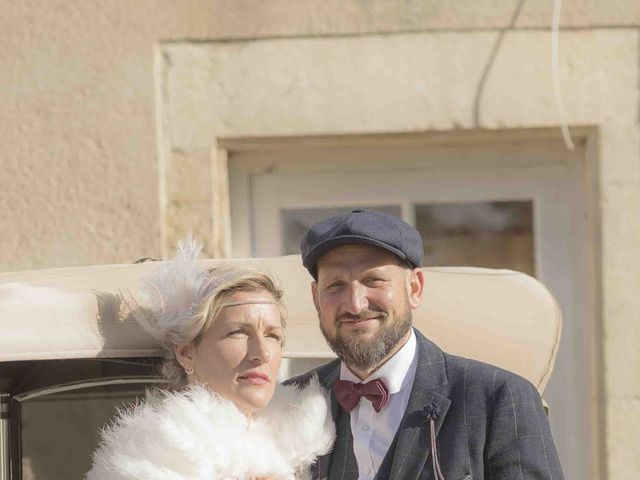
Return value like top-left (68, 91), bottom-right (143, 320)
top-left (334, 378), bottom-right (389, 413)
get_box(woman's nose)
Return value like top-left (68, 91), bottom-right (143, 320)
top-left (249, 336), bottom-right (271, 365)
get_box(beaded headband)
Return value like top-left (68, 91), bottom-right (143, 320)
top-left (133, 238), bottom-right (283, 350)
top-left (220, 299), bottom-right (279, 308)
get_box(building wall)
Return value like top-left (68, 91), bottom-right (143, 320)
top-left (1, 1), bottom-right (640, 479)
top-left (2, 0), bottom-right (639, 271)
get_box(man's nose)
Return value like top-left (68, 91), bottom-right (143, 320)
top-left (344, 283), bottom-right (368, 314)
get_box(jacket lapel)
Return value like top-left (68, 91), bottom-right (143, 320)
top-left (387, 329), bottom-right (452, 480)
top-left (313, 360), bottom-right (341, 480)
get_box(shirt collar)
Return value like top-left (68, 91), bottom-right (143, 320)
top-left (339, 328), bottom-right (417, 394)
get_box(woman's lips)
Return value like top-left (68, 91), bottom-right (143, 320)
top-left (238, 372), bottom-right (270, 385)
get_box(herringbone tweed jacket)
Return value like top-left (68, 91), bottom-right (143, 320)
top-left (288, 328), bottom-right (565, 480)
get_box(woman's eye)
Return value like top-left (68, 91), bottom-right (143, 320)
top-left (228, 329), bottom-right (247, 337)
top-left (267, 332), bottom-right (283, 342)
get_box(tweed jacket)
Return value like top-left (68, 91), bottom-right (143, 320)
top-left (290, 329), bottom-right (565, 480)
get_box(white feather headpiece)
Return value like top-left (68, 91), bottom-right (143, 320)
top-left (132, 238), bottom-right (277, 352)
top-left (134, 238), bottom-right (210, 349)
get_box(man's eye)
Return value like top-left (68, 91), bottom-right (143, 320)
top-left (365, 277), bottom-right (384, 285)
top-left (326, 282), bottom-right (344, 291)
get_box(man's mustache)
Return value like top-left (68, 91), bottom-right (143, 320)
top-left (336, 310), bottom-right (388, 322)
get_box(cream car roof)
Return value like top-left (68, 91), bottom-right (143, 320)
top-left (0, 256), bottom-right (561, 393)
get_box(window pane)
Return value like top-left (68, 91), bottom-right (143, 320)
top-left (281, 205), bottom-right (402, 255)
top-left (415, 201), bottom-right (535, 276)
top-left (21, 385), bottom-right (145, 480)
top-left (8, 358), bottom-right (158, 480)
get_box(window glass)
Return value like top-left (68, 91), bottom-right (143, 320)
top-left (415, 201), bottom-right (535, 275)
top-left (21, 385), bottom-right (145, 480)
top-left (4, 358), bottom-right (158, 480)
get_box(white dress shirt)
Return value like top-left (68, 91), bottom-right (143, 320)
top-left (339, 329), bottom-right (418, 480)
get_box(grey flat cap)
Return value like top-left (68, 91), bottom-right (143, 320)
top-left (300, 209), bottom-right (424, 278)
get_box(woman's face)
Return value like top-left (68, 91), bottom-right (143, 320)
top-left (176, 289), bottom-right (284, 416)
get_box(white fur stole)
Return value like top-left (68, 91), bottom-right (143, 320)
top-left (86, 377), bottom-right (334, 480)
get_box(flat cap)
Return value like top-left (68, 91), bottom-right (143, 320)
top-left (300, 209), bottom-right (423, 278)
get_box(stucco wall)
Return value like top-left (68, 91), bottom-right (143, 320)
top-left (2, 0), bottom-right (640, 271)
top-left (0, 0), bottom-right (225, 271)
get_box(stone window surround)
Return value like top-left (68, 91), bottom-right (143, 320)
top-left (156, 28), bottom-right (640, 480)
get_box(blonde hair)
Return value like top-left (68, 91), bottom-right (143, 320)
top-left (159, 266), bottom-right (285, 389)
top-left (132, 240), bottom-right (286, 389)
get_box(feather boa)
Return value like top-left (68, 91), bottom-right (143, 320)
top-left (86, 377), bottom-right (334, 480)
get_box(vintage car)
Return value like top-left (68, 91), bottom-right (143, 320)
top-left (0, 256), bottom-right (560, 480)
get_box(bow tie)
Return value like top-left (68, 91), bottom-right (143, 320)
top-left (334, 378), bottom-right (390, 413)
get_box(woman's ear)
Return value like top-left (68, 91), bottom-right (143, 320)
top-left (174, 342), bottom-right (195, 371)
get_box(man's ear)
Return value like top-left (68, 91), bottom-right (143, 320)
top-left (407, 268), bottom-right (426, 309)
top-left (311, 281), bottom-right (320, 314)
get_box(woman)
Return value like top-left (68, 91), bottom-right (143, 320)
top-left (86, 240), bottom-right (334, 480)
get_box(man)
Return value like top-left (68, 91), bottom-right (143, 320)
top-left (292, 209), bottom-right (565, 480)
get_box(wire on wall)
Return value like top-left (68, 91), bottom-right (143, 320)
top-left (551, 0), bottom-right (575, 150)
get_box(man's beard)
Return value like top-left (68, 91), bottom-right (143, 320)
top-left (320, 307), bottom-right (412, 372)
